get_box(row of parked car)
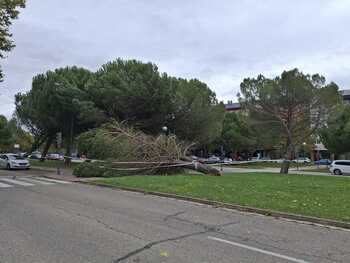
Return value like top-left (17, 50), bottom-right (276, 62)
top-left (0, 151), bottom-right (89, 170)
top-left (21, 151), bottom-right (64, 160)
top-left (195, 155), bottom-right (333, 165)
top-left (1, 152), bottom-right (348, 175)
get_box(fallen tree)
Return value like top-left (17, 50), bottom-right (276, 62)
top-left (75, 122), bottom-right (220, 177)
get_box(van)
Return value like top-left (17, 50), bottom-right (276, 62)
top-left (329, 160), bottom-right (350, 175)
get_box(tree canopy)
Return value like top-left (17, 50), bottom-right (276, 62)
top-left (86, 59), bottom-right (173, 134)
top-left (240, 68), bottom-right (341, 173)
top-left (0, 115), bottom-right (32, 152)
top-left (15, 59), bottom-right (225, 156)
top-left (217, 112), bottom-right (257, 154)
top-left (320, 105), bottom-right (350, 156)
top-left (86, 59), bottom-right (225, 145)
top-left (0, 0), bottom-right (25, 81)
top-left (15, 66), bottom-right (103, 156)
top-left (0, 115), bottom-right (12, 150)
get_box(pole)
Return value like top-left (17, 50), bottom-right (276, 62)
top-left (56, 132), bottom-right (62, 175)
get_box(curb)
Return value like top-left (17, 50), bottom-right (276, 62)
top-left (90, 182), bottom-right (350, 230)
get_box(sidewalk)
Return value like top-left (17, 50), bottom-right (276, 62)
top-left (30, 166), bottom-right (99, 182)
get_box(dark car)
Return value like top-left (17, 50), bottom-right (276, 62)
top-left (314, 159), bottom-right (332, 165)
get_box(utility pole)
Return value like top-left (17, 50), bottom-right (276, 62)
top-left (56, 132), bottom-right (62, 175)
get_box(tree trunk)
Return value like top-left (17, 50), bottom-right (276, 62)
top-left (64, 116), bottom-right (74, 166)
top-left (280, 139), bottom-right (294, 174)
top-left (280, 160), bottom-right (290, 174)
top-left (41, 136), bottom-right (54, 161)
top-left (180, 157), bottom-right (221, 176)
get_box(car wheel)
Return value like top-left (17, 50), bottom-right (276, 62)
top-left (333, 169), bottom-right (342, 175)
top-left (6, 164), bottom-right (11, 170)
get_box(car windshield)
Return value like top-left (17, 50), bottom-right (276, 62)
top-left (8, 155), bottom-right (25, 160)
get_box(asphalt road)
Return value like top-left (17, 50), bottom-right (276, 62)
top-left (0, 169), bottom-right (350, 263)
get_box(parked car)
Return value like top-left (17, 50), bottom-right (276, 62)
top-left (222, 157), bottom-right (233, 163)
top-left (271, 159), bottom-right (285, 163)
top-left (314, 159), bottom-right (332, 165)
top-left (0, 153), bottom-right (30, 170)
top-left (46, 153), bottom-right (64, 160)
top-left (329, 160), bottom-right (350, 175)
top-left (29, 151), bottom-right (42, 159)
top-left (205, 155), bottom-right (221, 164)
top-left (292, 157), bottom-right (311, 164)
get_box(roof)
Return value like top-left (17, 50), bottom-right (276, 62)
top-left (224, 89), bottom-right (350, 112)
top-left (340, 89), bottom-right (350, 96)
top-left (225, 102), bottom-right (241, 111)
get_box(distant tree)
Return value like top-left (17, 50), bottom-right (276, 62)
top-left (0, 0), bottom-right (26, 81)
top-left (240, 69), bottom-right (341, 173)
top-left (218, 112), bottom-right (257, 155)
top-left (6, 117), bottom-right (33, 152)
top-left (170, 78), bottom-right (225, 146)
top-left (0, 115), bottom-right (12, 151)
top-left (15, 66), bottom-right (103, 158)
top-left (320, 105), bottom-right (350, 156)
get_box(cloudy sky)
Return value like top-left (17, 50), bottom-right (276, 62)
top-left (1, 0), bottom-right (349, 117)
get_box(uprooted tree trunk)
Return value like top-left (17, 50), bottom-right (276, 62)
top-left (77, 122), bottom-right (221, 176)
top-left (180, 157), bottom-right (221, 176)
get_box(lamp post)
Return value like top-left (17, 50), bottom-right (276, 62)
top-left (162, 126), bottom-right (168, 136)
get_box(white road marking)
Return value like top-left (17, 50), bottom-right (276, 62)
top-left (35, 177), bottom-right (71, 184)
top-left (0, 182), bottom-right (13, 188)
top-left (208, 236), bottom-right (310, 263)
top-left (19, 178), bottom-right (55, 185)
top-left (0, 178), bottom-right (35, 186)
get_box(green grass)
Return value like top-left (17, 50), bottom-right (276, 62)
top-left (95, 173), bottom-right (350, 222)
top-left (298, 167), bottom-right (330, 173)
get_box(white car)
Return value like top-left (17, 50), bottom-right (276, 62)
top-left (292, 157), bottom-right (311, 164)
top-left (46, 153), bottom-right (64, 160)
top-left (0, 153), bottom-right (30, 170)
top-left (329, 160), bottom-right (350, 175)
top-left (206, 155), bottom-right (221, 163)
top-left (222, 157), bottom-right (233, 163)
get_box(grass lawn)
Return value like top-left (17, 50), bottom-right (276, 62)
top-left (94, 173), bottom-right (350, 222)
top-left (298, 167), bottom-right (330, 173)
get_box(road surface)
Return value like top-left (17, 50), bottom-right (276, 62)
top-left (0, 169), bottom-right (349, 263)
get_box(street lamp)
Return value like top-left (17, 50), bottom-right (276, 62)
top-left (162, 126), bottom-right (168, 135)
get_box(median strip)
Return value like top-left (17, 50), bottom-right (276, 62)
top-left (91, 173), bottom-right (350, 229)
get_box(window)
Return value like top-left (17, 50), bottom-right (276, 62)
top-left (335, 161), bottom-right (350, 166)
top-left (8, 155), bottom-right (24, 160)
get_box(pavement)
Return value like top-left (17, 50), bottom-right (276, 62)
top-left (1, 169), bottom-right (350, 262)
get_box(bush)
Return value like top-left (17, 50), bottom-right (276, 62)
top-left (73, 162), bottom-right (106, 178)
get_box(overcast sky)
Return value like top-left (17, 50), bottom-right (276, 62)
top-left (1, 0), bottom-right (349, 117)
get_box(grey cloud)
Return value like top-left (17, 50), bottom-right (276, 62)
top-left (1, 0), bottom-right (350, 118)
